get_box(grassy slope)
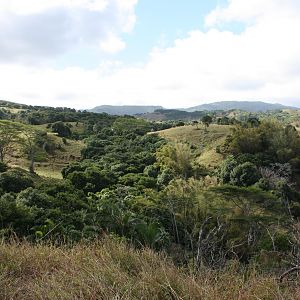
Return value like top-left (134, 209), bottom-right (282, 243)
top-left (8, 127), bottom-right (85, 179)
top-left (0, 238), bottom-right (299, 300)
top-left (156, 124), bottom-right (231, 169)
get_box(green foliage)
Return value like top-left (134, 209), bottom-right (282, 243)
top-left (157, 168), bottom-right (175, 187)
top-left (0, 101), bottom-right (299, 273)
top-left (20, 126), bottom-right (46, 173)
top-left (218, 155), bottom-right (238, 184)
top-left (112, 117), bottom-right (152, 135)
top-left (156, 143), bottom-right (194, 179)
top-left (0, 120), bottom-right (22, 162)
top-left (230, 162), bottom-right (261, 187)
top-left (51, 121), bottom-right (72, 137)
top-left (224, 121), bottom-right (300, 167)
top-left (0, 162), bottom-right (8, 172)
top-left (135, 222), bottom-right (168, 248)
top-left (202, 115), bottom-right (213, 129)
top-left (66, 166), bottom-right (115, 193)
top-left (0, 169), bottom-right (34, 193)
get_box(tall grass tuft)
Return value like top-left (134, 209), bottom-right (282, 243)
top-left (0, 238), bottom-right (299, 299)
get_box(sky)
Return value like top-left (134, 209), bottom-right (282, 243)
top-left (0, 0), bottom-right (300, 109)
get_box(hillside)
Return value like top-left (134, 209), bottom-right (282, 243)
top-left (89, 105), bottom-right (163, 115)
top-left (9, 133), bottom-right (84, 179)
top-left (0, 120), bottom-right (85, 179)
top-left (1, 101), bottom-right (300, 298)
top-left (155, 124), bottom-right (231, 169)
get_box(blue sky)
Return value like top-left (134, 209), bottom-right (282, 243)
top-left (0, 0), bottom-right (299, 108)
top-left (56, 0), bottom-right (229, 69)
top-left (119, 0), bottom-right (226, 63)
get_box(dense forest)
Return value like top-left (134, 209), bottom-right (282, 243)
top-left (0, 100), bottom-right (300, 298)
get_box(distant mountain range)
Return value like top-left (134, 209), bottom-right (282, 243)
top-left (89, 105), bottom-right (163, 115)
top-left (89, 101), bottom-right (298, 116)
top-left (185, 101), bottom-right (298, 112)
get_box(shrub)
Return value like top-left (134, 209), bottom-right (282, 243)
top-left (0, 169), bottom-right (34, 193)
top-left (51, 121), bottom-right (71, 137)
top-left (157, 168), bottom-right (175, 187)
top-left (230, 162), bottom-right (261, 187)
top-left (218, 156), bottom-right (238, 184)
top-left (144, 165), bottom-right (159, 178)
top-left (0, 162), bottom-right (8, 173)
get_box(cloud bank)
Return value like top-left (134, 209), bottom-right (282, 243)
top-left (0, 0), bottom-right (300, 108)
top-left (0, 0), bottom-right (137, 62)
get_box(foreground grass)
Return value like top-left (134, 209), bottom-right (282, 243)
top-left (0, 239), bottom-right (299, 299)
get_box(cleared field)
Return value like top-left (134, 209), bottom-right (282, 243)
top-left (156, 124), bottom-right (231, 169)
top-left (8, 134), bottom-right (85, 179)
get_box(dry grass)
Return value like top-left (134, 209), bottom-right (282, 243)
top-left (0, 238), bottom-right (299, 300)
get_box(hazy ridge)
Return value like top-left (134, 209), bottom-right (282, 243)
top-left (90, 101), bottom-right (299, 116)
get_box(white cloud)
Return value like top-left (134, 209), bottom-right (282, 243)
top-left (0, 0), bottom-right (137, 62)
top-left (99, 33), bottom-right (126, 53)
top-left (205, 0), bottom-right (300, 26)
top-left (1, 0), bottom-right (300, 109)
top-left (0, 0), bottom-right (109, 14)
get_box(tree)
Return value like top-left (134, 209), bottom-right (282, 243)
top-left (247, 117), bottom-right (260, 128)
top-left (21, 127), bottom-right (42, 173)
top-left (0, 121), bottom-right (22, 162)
top-left (51, 121), bottom-right (72, 137)
top-left (201, 115), bottom-right (213, 131)
top-left (217, 117), bottom-right (230, 125)
top-left (0, 169), bottom-right (34, 193)
top-left (156, 143), bottom-right (193, 179)
top-left (192, 120), bottom-right (200, 129)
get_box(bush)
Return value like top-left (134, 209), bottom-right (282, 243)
top-left (0, 169), bottom-right (34, 193)
top-left (144, 165), bottom-right (159, 178)
top-left (51, 121), bottom-right (72, 137)
top-left (0, 162), bottom-right (8, 173)
top-left (157, 168), bottom-right (175, 187)
top-left (230, 162), bottom-right (261, 187)
top-left (218, 156), bottom-right (238, 184)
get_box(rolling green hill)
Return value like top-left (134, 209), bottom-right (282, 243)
top-left (155, 124), bottom-right (231, 169)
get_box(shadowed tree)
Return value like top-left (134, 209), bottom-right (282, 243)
top-left (247, 117), bottom-right (260, 128)
top-left (201, 115), bottom-right (213, 132)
